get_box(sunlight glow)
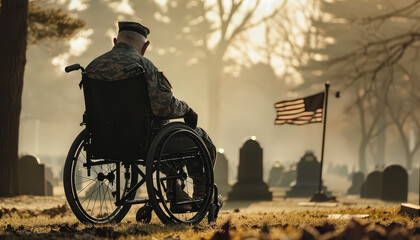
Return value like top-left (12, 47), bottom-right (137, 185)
top-left (68, 0), bottom-right (88, 11)
top-left (154, 12), bottom-right (171, 23)
top-left (154, 0), bottom-right (167, 6)
top-left (69, 29), bottom-right (93, 56)
top-left (109, 0), bottom-right (135, 15)
top-left (52, 29), bottom-right (93, 70)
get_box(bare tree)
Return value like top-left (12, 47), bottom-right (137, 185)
top-left (386, 67), bottom-right (420, 170)
top-left (352, 78), bottom-right (391, 172)
top-left (266, 0), bottom-right (321, 86)
top-left (203, 0), bottom-right (281, 140)
top-left (332, 0), bottom-right (420, 170)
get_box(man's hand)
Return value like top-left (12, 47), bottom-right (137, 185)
top-left (184, 108), bottom-right (198, 129)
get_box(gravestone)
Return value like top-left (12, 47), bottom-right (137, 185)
top-left (360, 182), bottom-right (366, 198)
top-left (279, 169), bottom-right (296, 187)
top-left (286, 151), bottom-right (329, 197)
top-left (364, 171), bottom-right (382, 199)
top-left (214, 152), bottom-right (231, 196)
top-left (45, 180), bottom-right (53, 196)
top-left (45, 167), bottom-right (59, 186)
top-left (381, 165), bottom-right (408, 202)
top-left (347, 172), bottom-right (365, 195)
top-left (268, 162), bottom-right (284, 187)
top-left (227, 139), bottom-right (272, 201)
top-left (18, 155), bottom-right (46, 196)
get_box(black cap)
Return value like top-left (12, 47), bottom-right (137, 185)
top-left (118, 21), bottom-right (150, 38)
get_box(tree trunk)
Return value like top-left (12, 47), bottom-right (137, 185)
top-left (374, 107), bottom-right (386, 168)
top-left (206, 54), bottom-right (223, 143)
top-left (0, 0), bottom-right (28, 197)
top-left (405, 149), bottom-right (413, 171)
top-left (359, 137), bottom-right (368, 174)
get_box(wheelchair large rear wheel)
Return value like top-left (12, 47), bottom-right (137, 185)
top-left (64, 129), bottom-right (138, 224)
top-left (146, 123), bottom-right (214, 224)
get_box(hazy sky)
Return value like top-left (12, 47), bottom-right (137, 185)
top-left (19, 0), bottom-right (419, 181)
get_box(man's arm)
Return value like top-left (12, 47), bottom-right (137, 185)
top-left (143, 58), bottom-right (190, 118)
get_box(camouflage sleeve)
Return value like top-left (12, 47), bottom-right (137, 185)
top-left (142, 58), bottom-right (190, 118)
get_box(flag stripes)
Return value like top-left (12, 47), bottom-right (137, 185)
top-left (274, 92), bottom-right (324, 125)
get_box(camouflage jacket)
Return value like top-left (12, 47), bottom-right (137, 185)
top-left (85, 42), bottom-right (190, 118)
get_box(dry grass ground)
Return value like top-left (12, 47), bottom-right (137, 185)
top-left (0, 193), bottom-right (418, 239)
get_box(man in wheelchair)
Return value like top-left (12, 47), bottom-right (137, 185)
top-left (84, 21), bottom-right (220, 214)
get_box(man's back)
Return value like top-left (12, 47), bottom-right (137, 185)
top-left (85, 41), bottom-right (190, 118)
top-left (86, 42), bottom-right (152, 81)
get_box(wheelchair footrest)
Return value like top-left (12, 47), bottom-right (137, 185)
top-left (170, 199), bottom-right (203, 213)
top-left (118, 198), bottom-right (149, 206)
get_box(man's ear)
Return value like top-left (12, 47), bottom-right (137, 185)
top-left (141, 40), bottom-right (150, 56)
top-left (113, 37), bottom-right (118, 45)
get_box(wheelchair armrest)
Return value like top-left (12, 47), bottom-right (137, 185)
top-left (153, 116), bottom-right (185, 121)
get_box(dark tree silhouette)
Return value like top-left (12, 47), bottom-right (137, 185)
top-left (0, 0), bottom-right (84, 197)
top-left (0, 0), bottom-right (28, 197)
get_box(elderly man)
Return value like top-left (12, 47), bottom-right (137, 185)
top-left (85, 21), bottom-right (218, 209)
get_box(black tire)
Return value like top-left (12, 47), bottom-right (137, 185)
top-left (207, 204), bottom-right (218, 223)
top-left (136, 205), bottom-right (152, 223)
top-left (146, 123), bottom-right (214, 225)
top-left (63, 129), bottom-right (138, 224)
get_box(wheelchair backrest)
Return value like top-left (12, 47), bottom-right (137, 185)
top-left (82, 74), bottom-right (151, 160)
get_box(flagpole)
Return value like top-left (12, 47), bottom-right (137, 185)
top-left (311, 82), bottom-right (331, 202)
top-left (318, 82), bottom-right (330, 193)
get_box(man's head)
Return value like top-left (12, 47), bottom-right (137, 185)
top-left (113, 21), bottom-right (150, 56)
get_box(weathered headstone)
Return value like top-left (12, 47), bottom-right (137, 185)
top-left (381, 165), bottom-right (408, 202)
top-left (364, 171), bottom-right (382, 199)
top-left (268, 162), bottom-right (284, 187)
top-left (45, 167), bottom-right (59, 186)
top-left (214, 152), bottom-right (231, 196)
top-left (286, 151), bottom-right (329, 197)
top-left (228, 139), bottom-right (272, 201)
top-left (360, 182), bottom-right (366, 198)
top-left (18, 155), bottom-right (46, 196)
top-left (45, 180), bottom-right (53, 196)
top-left (347, 172), bottom-right (365, 195)
top-left (279, 168), bottom-right (296, 187)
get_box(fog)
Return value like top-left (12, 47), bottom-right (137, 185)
top-left (19, 0), bottom-right (420, 183)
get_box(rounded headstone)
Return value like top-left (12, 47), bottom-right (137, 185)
top-left (365, 171), bottom-right (382, 199)
top-left (214, 152), bottom-right (230, 196)
top-left (347, 172), bottom-right (364, 195)
top-left (18, 155), bottom-right (45, 196)
top-left (19, 155), bottom-right (40, 166)
top-left (381, 165), bottom-right (408, 202)
top-left (268, 162), bottom-right (284, 187)
top-left (237, 139), bottom-right (263, 183)
top-left (279, 170), bottom-right (296, 187)
top-left (286, 151), bottom-right (329, 197)
top-left (227, 138), bottom-right (272, 201)
top-left (296, 151), bottom-right (320, 184)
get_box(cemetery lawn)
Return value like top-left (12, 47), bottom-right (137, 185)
top-left (0, 195), bottom-right (418, 239)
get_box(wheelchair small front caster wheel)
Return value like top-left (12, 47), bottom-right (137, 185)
top-left (207, 204), bottom-right (220, 223)
top-left (136, 205), bottom-right (152, 223)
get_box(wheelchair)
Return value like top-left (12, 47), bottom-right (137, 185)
top-left (63, 63), bottom-right (221, 225)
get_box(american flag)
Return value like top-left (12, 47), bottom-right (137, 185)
top-left (274, 92), bottom-right (324, 125)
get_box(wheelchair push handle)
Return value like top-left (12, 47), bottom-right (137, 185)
top-left (65, 63), bottom-right (85, 73)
